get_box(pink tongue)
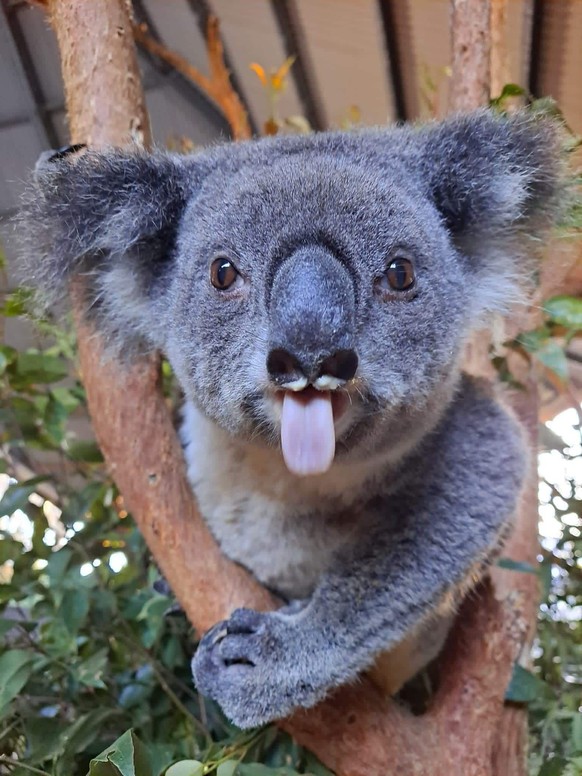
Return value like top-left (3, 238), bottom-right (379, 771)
top-left (281, 390), bottom-right (335, 476)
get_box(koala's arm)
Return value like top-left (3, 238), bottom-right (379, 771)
top-left (192, 379), bottom-right (527, 728)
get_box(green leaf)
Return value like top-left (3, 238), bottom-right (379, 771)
top-left (517, 328), bottom-right (551, 353)
top-left (538, 757), bottom-right (568, 776)
top-left (538, 561), bottom-right (553, 601)
top-left (217, 762), bottom-right (238, 776)
top-left (89, 729), bottom-right (153, 776)
top-left (0, 536), bottom-right (23, 564)
top-left (44, 394), bottom-right (69, 442)
top-left (118, 680), bottom-right (153, 709)
top-left (505, 663), bottom-right (546, 703)
top-left (534, 340), bottom-right (570, 382)
top-left (66, 440), bottom-right (104, 464)
top-left (62, 481), bottom-right (106, 523)
top-left (137, 596), bottom-right (170, 648)
top-left (165, 762), bottom-right (205, 776)
top-left (75, 647), bottom-right (109, 689)
top-left (237, 766), bottom-right (300, 776)
top-left (516, 328), bottom-right (570, 382)
top-left (0, 476), bottom-right (51, 516)
top-left (573, 713), bottom-right (582, 754)
top-left (59, 588), bottom-right (90, 634)
top-left (14, 352), bottom-right (68, 384)
top-left (59, 709), bottom-right (118, 773)
top-left (544, 295), bottom-right (582, 330)
top-left (0, 617), bottom-right (19, 639)
top-left (31, 507), bottom-right (50, 559)
top-left (302, 752), bottom-right (334, 776)
top-left (24, 716), bottom-right (69, 763)
top-left (45, 547), bottom-right (73, 586)
top-left (50, 385), bottom-right (82, 412)
top-left (490, 82), bottom-right (527, 108)
top-left (497, 558), bottom-right (538, 574)
top-left (0, 345), bottom-right (17, 374)
top-left (1, 288), bottom-right (33, 317)
top-left (0, 584), bottom-right (20, 604)
top-left (0, 649), bottom-right (36, 714)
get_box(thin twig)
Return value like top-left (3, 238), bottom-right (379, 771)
top-left (132, 17), bottom-right (251, 141)
top-left (0, 756), bottom-right (51, 776)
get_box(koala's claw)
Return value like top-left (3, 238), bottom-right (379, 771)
top-left (200, 620), bottom-right (229, 647)
top-left (192, 607), bottom-right (320, 728)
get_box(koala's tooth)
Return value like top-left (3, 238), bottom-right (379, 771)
top-left (281, 376), bottom-right (308, 392)
top-left (314, 375), bottom-right (343, 391)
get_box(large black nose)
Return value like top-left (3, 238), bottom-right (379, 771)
top-left (267, 347), bottom-right (358, 386)
top-left (267, 245), bottom-right (357, 386)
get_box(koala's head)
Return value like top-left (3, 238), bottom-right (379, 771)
top-left (20, 111), bottom-right (562, 476)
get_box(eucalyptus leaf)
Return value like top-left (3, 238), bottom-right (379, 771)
top-left (538, 757), bottom-right (568, 776)
top-left (573, 713), bottom-right (582, 754)
top-left (505, 664), bottom-right (546, 704)
top-left (217, 761), bottom-right (238, 776)
top-left (89, 729), bottom-right (153, 776)
top-left (533, 341), bottom-right (569, 383)
top-left (0, 476), bottom-right (51, 516)
top-left (497, 558), bottom-right (538, 574)
top-left (59, 709), bottom-right (119, 773)
top-left (24, 716), bottom-right (69, 763)
top-left (544, 296), bottom-right (582, 330)
top-left (14, 352), bottom-right (68, 384)
top-left (165, 761), bottom-right (204, 776)
top-left (59, 588), bottom-right (90, 634)
top-left (0, 650), bottom-right (36, 713)
top-left (238, 765), bottom-right (301, 775)
top-left (75, 647), bottom-right (109, 689)
top-left (66, 440), bottom-right (105, 463)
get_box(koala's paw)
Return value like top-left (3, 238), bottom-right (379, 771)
top-left (191, 608), bottom-right (320, 729)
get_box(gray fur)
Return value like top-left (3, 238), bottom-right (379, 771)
top-left (16, 110), bottom-right (562, 727)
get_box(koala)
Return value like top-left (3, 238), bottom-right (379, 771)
top-left (18, 110), bottom-right (562, 729)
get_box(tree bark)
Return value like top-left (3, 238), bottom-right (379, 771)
top-left (449, 0), bottom-right (491, 112)
top-left (44, 2), bottom-right (545, 774)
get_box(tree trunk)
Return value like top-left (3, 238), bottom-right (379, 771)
top-left (449, 0), bottom-right (491, 112)
top-left (44, 1), bottom-right (543, 773)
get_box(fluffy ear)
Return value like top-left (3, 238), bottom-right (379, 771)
top-left (18, 148), bottom-right (204, 354)
top-left (412, 110), bottom-right (565, 315)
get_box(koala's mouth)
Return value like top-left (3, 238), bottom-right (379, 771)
top-left (277, 387), bottom-right (349, 478)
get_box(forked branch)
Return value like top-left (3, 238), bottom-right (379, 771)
top-left (133, 16), bottom-right (251, 141)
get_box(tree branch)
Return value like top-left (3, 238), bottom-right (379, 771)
top-left (449, 0), bottom-right (491, 112)
top-left (132, 17), bottom-right (251, 141)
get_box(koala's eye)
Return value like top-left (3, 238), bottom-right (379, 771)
top-left (210, 258), bottom-right (242, 291)
top-left (380, 257), bottom-right (415, 293)
top-left (386, 257), bottom-right (415, 290)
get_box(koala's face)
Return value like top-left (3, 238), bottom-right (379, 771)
top-left (165, 154), bottom-right (467, 473)
top-left (24, 112), bottom-right (560, 475)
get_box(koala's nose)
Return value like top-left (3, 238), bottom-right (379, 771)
top-left (267, 346), bottom-right (358, 387)
top-left (267, 245), bottom-right (357, 387)
top-left (319, 349), bottom-right (359, 382)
